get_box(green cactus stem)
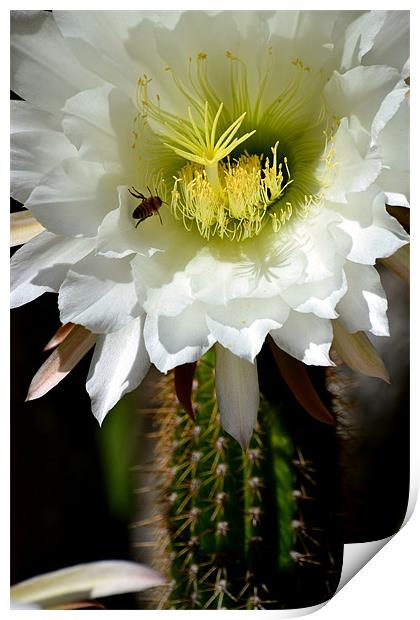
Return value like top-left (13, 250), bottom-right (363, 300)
top-left (134, 349), bottom-right (341, 609)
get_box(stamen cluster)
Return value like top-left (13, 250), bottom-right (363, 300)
top-left (171, 143), bottom-right (293, 241)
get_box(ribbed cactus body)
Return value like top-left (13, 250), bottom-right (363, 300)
top-left (154, 351), bottom-right (298, 609)
top-left (134, 349), bottom-right (341, 609)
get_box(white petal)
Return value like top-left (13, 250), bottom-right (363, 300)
top-left (144, 303), bottom-right (215, 374)
top-left (11, 99), bottom-right (60, 134)
top-left (185, 247), bottom-right (255, 303)
top-left (363, 11), bottom-right (409, 75)
top-left (131, 229), bottom-right (202, 316)
top-left (97, 186), bottom-right (179, 259)
top-left (284, 208), bottom-right (343, 284)
top-left (11, 560), bottom-right (164, 608)
top-left (270, 312), bottom-right (334, 366)
top-left (340, 11), bottom-right (387, 70)
top-left (384, 191), bottom-right (410, 208)
top-left (324, 66), bottom-right (402, 133)
top-left (58, 254), bottom-right (140, 333)
top-left (278, 211), bottom-right (348, 318)
top-left (11, 11), bottom-right (101, 113)
top-left (268, 11), bottom-right (355, 69)
top-left (186, 234), bottom-right (306, 304)
top-left (62, 85), bottom-right (137, 172)
top-left (132, 244), bottom-right (198, 319)
top-left (336, 262), bottom-right (389, 336)
top-left (86, 317), bottom-right (150, 425)
top-left (96, 206), bottom-right (135, 260)
top-left (280, 270), bottom-right (347, 319)
top-left (143, 272), bottom-right (193, 318)
top-left (371, 82), bottom-right (408, 144)
top-left (25, 158), bottom-right (117, 237)
top-left (53, 11), bottom-right (149, 98)
top-left (329, 188), bottom-right (409, 264)
top-left (375, 96), bottom-right (409, 205)
top-left (11, 101), bottom-right (77, 204)
top-left (206, 297), bottom-right (290, 362)
top-left (215, 344), bottom-right (260, 449)
top-left (325, 119), bottom-right (381, 203)
top-left (11, 232), bottom-right (95, 308)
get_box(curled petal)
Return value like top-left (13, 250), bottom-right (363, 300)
top-left (332, 321), bottom-right (390, 382)
top-left (324, 118), bottom-right (381, 203)
top-left (380, 244), bottom-right (409, 284)
top-left (10, 211), bottom-right (45, 247)
top-left (143, 302), bottom-right (215, 374)
top-left (270, 311), bottom-right (334, 366)
top-left (337, 262), bottom-right (389, 337)
top-left (268, 338), bottom-right (335, 425)
top-left (10, 560), bottom-right (165, 609)
top-left (11, 231), bottom-right (96, 309)
top-left (26, 325), bottom-right (95, 401)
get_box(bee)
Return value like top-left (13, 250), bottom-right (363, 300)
top-left (128, 186), bottom-right (165, 227)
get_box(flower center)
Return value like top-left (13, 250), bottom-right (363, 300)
top-left (134, 52), bottom-right (329, 241)
top-left (171, 145), bottom-right (293, 240)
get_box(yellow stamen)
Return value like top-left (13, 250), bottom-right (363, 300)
top-left (139, 81), bottom-right (255, 167)
top-left (171, 143), bottom-right (294, 241)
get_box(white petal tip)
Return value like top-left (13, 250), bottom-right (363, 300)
top-left (95, 415), bottom-right (105, 428)
top-left (11, 560), bottom-right (166, 607)
top-left (25, 383), bottom-right (41, 402)
top-left (226, 429), bottom-right (251, 450)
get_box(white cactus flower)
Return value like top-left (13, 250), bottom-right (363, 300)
top-left (10, 10), bottom-right (409, 447)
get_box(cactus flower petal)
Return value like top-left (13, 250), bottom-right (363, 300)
top-left (10, 560), bottom-right (165, 609)
top-left (26, 325), bottom-right (96, 401)
top-left (332, 322), bottom-right (390, 382)
top-left (43, 322), bottom-right (75, 351)
top-left (174, 362), bottom-right (197, 419)
top-left (380, 244), bottom-right (409, 283)
top-left (269, 338), bottom-right (335, 425)
top-left (86, 316), bottom-right (150, 425)
top-left (10, 210), bottom-right (45, 247)
top-left (215, 343), bottom-right (260, 448)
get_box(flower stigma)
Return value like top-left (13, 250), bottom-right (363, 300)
top-left (135, 51), bottom-right (329, 241)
